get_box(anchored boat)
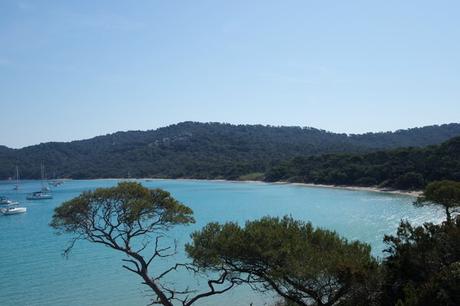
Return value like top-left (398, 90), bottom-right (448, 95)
top-left (1, 204), bottom-right (27, 215)
top-left (0, 198), bottom-right (26, 215)
top-left (27, 163), bottom-right (53, 200)
top-left (0, 196), bottom-right (19, 205)
top-left (27, 191), bottom-right (53, 200)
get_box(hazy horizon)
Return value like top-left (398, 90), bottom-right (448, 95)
top-left (1, 0), bottom-right (459, 148)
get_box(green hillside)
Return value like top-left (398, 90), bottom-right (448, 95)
top-left (1, 122), bottom-right (459, 181)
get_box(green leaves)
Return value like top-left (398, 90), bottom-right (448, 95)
top-left (417, 180), bottom-right (460, 207)
top-left (383, 219), bottom-right (460, 306)
top-left (51, 182), bottom-right (195, 236)
top-left (186, 216), bottom-right (378, 305)
top-left (416, 180), bottom-right (460, 222)
top-left (50, 195), bottom-right (91, 233)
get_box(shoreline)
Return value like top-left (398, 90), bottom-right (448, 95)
top-left (137, 178), bottom-right (422, 197)
top-left (2, 177), bottom-right (421, 197)
top-left (285, 182), bottom-right (421, 197)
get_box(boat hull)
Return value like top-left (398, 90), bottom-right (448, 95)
top-left (27, 195), bottom-right (53, 200)
top-left (1, 207), bottom-right (27, 215)
top-left (0, 200), bottom-right (19, 205)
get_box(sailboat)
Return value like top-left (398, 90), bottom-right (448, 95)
top-left (1, 168), bottom-right (27, 214)
top-left (0, 196), bottom-right (18, 205)
top-left (13, 166), bottom-right (20, 191)
top-left (50, 171), bottom-right (63, 187)
top-left (27, 163), bottom-right (53, 200)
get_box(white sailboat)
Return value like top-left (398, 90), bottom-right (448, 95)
top-left (0, 196), bottom-right (18, 205)
top-left (50, 171), bottom-right (64, 187)
top-left (27, 190), bottom-right (53, 200)
top-left (1, 178), bottom-right (26, 215)
top-left (27, 163), bottom-right (53, 200)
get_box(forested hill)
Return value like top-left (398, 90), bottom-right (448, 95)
top-left (0, 121), bottom-right (460, 180)
top-left (266, 136), bottom-right (460, 190)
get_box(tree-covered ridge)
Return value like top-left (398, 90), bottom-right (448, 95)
top-left (0, 122), bottom-right (460, 180)
top-left (266, 136), bottom-right (460, 190)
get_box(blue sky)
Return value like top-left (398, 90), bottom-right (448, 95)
top-left (1, 0), bottom-right (459, 148)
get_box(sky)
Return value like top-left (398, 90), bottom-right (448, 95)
top-left (0, 0), bottom-right (459, 148)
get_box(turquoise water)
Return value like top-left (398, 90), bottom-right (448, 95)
top-left (0, 179), bottom-right (444, 306)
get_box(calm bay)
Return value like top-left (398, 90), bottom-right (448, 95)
top-left (0, 179), bottom-right (444, 306)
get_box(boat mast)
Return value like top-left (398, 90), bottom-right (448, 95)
top-left (41, 163), bottom-right (45, 188)
top-left (15, 166), bottom-right (19, 190)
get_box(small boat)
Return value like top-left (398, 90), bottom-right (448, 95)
top-left (27, 191), bottom-right (53, 200)
top-left (50, 180), bottom-right (63, 187)
top-left (0, 196), bottom-right (18, 206)
top-left (27, 163), bottom-right (53, 200)
top-left (1, 205), bottom-right (27, 215)
top-left (2, 168), bottom-right (26, 214)
top-left (50, 172), bottom-right (64, 187)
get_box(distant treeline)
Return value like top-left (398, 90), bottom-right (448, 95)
top-left (265, 136), bottom-right (460, 190)
top-left (0, 122), bottom-right (460, 189)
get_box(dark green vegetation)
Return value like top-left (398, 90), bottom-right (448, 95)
top-left (1, 122), bottom-right (460, 182)
top-left (52, 181), bottom-right (460, 306)
top-left (186, 216), bottom-right (380, 306)
top-left (415, 180), bottom-right (460, 223)
top-left (382, 219), bottom-right (460, 306)
top-left (187, 181), bottom-right (460, 306)
top-left (266, 136), bottom-right (460, 190)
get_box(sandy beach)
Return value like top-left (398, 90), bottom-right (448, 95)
top-left (134, 177), bottom-right (422, 197)
top-left (286, 182), bottom-right (421, 197)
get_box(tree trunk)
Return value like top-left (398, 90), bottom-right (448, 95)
top-left (127, 250), bottom-right (174, 306)
top-left (140, 271), bottom-right (174, 306)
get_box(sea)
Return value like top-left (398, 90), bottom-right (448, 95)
top-left (0, 179), bottom-right (444, 306)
